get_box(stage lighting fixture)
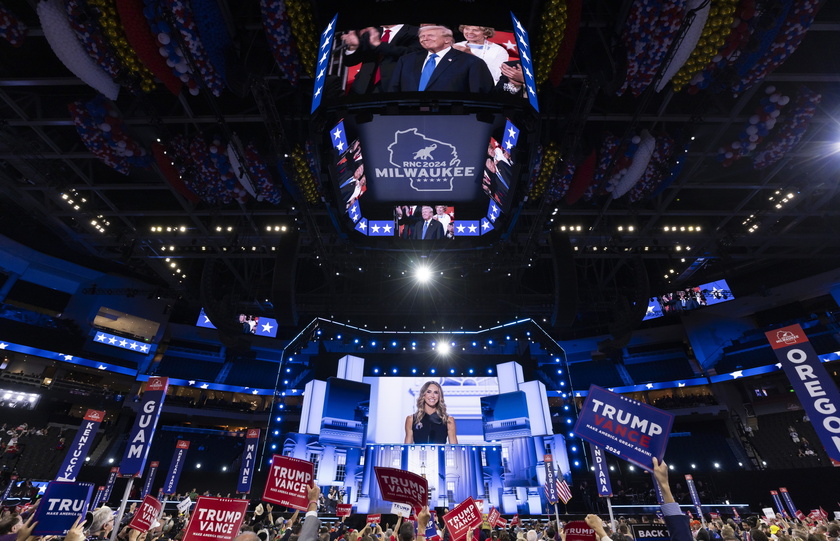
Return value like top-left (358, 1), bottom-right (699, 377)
top-left (415, 265), bottom-right (432, 283)
top-left (437, 342), bottom-right (451, 355)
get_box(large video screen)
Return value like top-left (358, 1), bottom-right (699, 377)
top-left (643, 279), bottom-right (736, 321)
top-left (330, 115), bottom-right (519, 238)
top-left (283, 366), bottom-right (565, 514)
top-left (195, 308), bottom-right (278, 338)
top-left (333, 24), bottom-right (526, 99)
top-left (300, 375), bottom-right (555, 445)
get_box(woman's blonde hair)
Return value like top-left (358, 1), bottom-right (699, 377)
top-left (458, 25), bottom-right (496, 39)
top-left (413, 381), bottom-right (449, 426)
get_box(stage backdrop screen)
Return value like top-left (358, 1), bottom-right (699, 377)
top-left (320, 378), bottom-right (371, 447)
top-left (481, 391), bottom-right (531, 440)
top-left (301, 376), bottom-right (553, 445)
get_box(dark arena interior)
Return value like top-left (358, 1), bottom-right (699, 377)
top-left (1, 0), bottom-right (840, 537)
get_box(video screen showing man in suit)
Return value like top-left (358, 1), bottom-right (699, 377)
top-left (387, 26), bottom-right (494, 93)
top-left (409, 205), bottom-right (445, 240)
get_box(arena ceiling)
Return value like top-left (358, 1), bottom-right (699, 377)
top-left (1, 0), bottom-right (839, 338)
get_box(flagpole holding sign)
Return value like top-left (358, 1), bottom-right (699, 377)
top-left (111, 377), bottom-right (169, 541)
top-left (606, 498), bottom-right (616, 534)
top-left (109, 477), bottom-right (136, 541)
top-left (589, 444), bottom-right (615, 532)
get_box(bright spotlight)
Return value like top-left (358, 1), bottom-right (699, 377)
top-left (437, 342), bottom-right (451, 355)
top-left (415, 265), bottom-right (432, 283)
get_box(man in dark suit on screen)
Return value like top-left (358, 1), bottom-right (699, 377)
top-left (342, 24), bottom-right (422, 94)
top-left (410, 205), bottom-right (445, 240)
top-left (387, 26), bottom-right (494, 93)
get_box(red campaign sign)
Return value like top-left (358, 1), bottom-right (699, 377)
top-left (443, 497), bottom-right (483, 541)
top-left (262, 455), bottom-right (314, 511)
top-left (487, 508), bottom-right (500, 528)
top-left (564, 521), bottom-right (596, 541)
top-left (84, 409), bottom-right (105, 422)
top-left (496, 517), bottom-right (508, 528)
top-left (336, 504), bottom-right (352, 517)
top-left (129, 495), bottom-right (163, 533)
top-left (183, 497), bottom-right (249, 541)
top-left (147, 377), bottom-right (169, 392)
top-left (374, 466), bottom-right (429, 513)
top-left (246, 429), bottom-right (260, 439)
top-left (510, 515), bottom-right (519, 526)
top-left (367, 514), bottom-right (382, 525)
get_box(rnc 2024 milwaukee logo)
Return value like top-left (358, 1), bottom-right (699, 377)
top-left (375, 128), bottom-right (476, 192)
top-left (775, 328), bottom-right (800, 345)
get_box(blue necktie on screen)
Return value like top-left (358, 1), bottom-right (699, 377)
top-left (418, 53), bottom-right (438, 91)
top-left (422, 221), bottom-right (429, 239)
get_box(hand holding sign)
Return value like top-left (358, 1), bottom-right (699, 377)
top-left (585, 515), bottom-right (607, 540)
top-left (418, 506), bottom-right (431, 530)
top-left (19, 515), bottom-right (38, 541)
top-left (65, 516), bottom-right (86, 541)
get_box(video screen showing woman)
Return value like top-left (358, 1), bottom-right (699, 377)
top-left (404, 381), bottom-right (458, 444)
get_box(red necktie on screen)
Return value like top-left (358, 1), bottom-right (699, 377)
top-left (373, 28), bottom-right (391, 86)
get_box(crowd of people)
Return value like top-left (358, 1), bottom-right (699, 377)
top-left (0, 459), bottom-right (838, 541)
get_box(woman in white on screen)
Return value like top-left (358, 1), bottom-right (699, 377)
top-left (404, 381), bottom-right (458, 444)
top-left (453, 26), bottom-right (509, 84)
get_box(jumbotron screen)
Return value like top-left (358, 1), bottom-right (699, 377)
top-left (643, 279), bottom-right (736, 321)
top-left (281, 359), bottom-right (565, 514)
top-left (329, 114), bottom-right (520, 240)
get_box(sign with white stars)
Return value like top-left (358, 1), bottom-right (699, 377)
top-left (331, 120), bottom-right (348, 153)
top-left (486, 200), bottom-right (501, 224)
top-left (501, 120), bottom-right (519, 152)
top-left (348, 200), bottom-right (362, 223)
top-left (480, 218), bottom-right (495, 235)
top-left (453, 220), bottom-right (480, 237)
top-left (368, 220), bottom-right (395, 236)
top-left (94, 331), bottom-right (153, 354)
top-left (510, 12), bottom-right (539, 112)
top-left (311, 14), bottom-right (338, 113)
top-left (355, 217), bottom-right (369, 235)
